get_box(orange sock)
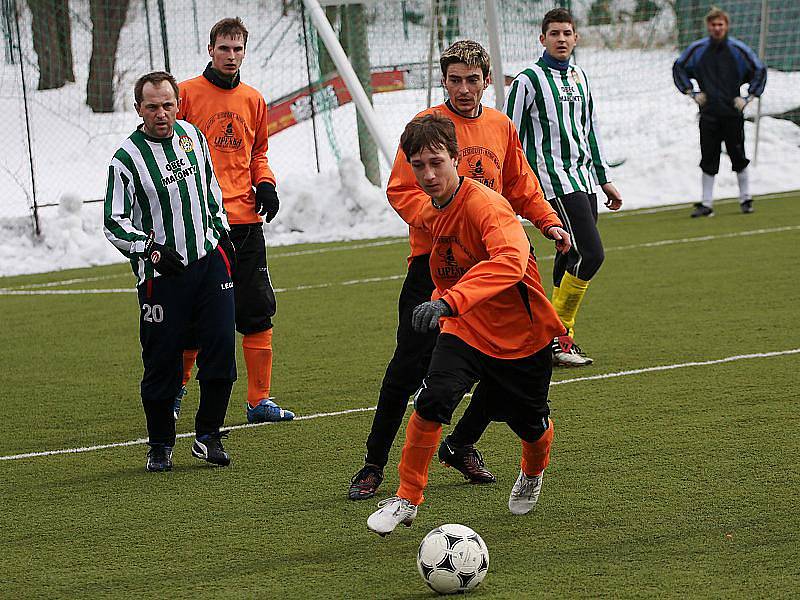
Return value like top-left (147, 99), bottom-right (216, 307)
top-left (182, 349), bottom-right (198, 386)
top-left (397, 411), bottom-right (443, 506)
top-left (521, 419), bottom-right (554, 477)
top-left (243, 329), bottom-right (273, 408)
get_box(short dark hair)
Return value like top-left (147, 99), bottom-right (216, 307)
top-left (134, 71), bottom-right (179, 104)
top-left (210, 17), bottom-right (248, 48)
top-left (440, 40), bottom-right (491, 79)
top-left (541, 8), bottom-right (576, 35)
top-left (400, 113), bottom-right (459, 161)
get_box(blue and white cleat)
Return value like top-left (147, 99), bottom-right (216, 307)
top-left (247, 398), bottom-right (295, 423)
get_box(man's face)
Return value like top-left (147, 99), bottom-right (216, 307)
top-left (707, 18), bottom-right (728, 41)
top-left (443, 63), bottom-right (488, 117)
top-left (540, 21), bottom-right (578, 61)
top-left (209, 33), bottom-right (245, 76)
top-left (409, 146), bottom-right (459, 200)
top-left (135, 81), bottom-right (179, 138)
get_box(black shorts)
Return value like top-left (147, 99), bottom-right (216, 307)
top-left (138, 248), bottom-right (236, 402)
top-left (413, 333), bottom-right (552, 442)
top-left (699, 113), bottom-right (749, 175)
top-left (229, 223), bottom-right (277, 335)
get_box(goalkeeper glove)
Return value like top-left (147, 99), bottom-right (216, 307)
top-left (144, 232), bottom-right (185, 276)
top-left (412, 299), bottom-right (453, 332)
top-left (255, 182), bottom-right (280, 223)
top-left (688, 90), bottom-right (707, 107)
top-left (733, 95), bottom-right (751, 112)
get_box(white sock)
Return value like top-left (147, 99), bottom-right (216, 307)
top-left (737, 169), bottom-right (751, 202)
top-left (702, 172), bottom-right (715, 207)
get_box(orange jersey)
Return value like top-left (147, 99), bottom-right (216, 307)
top-left (178, 74), bottom-right (276, 225)
top-left (413, 177), bottom-right (564, 359)
top-left (387, 102), bottom-right (561, 261)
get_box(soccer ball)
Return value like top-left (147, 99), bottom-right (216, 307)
top-left (416, 524), bottom-right (489, 594)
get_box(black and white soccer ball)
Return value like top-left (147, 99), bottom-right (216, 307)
top-left (416, 524), bottom-right (489, 595)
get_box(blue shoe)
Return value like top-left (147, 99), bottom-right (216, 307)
top-left (174, 385), bottom-right (187, 421)
top-left (247, 398), bottom-right (295, 423)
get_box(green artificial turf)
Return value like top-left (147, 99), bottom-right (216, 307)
top-left (1, 192), bottom-right (798, 598)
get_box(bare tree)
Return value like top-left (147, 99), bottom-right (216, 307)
top-left (27, 0), bottom-right (74, 90)
top-left (86, 0), bottom-right (130, 113)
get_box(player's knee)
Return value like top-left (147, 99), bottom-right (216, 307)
top-left (413, 381), bottom-right (454, 425)
top-left (581, 246), bottom-right (605, 280)
top-left (509, 414), bottom-right (550, 443)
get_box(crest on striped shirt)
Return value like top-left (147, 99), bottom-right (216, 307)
top-left (179, 135), bottom-right (194, 153)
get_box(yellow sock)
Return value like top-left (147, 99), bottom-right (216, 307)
top-left (551, 285), bottom-right (560, 306)
top-left (552, 272), bottom-right (590, 338)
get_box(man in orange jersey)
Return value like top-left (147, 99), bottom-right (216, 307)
top-left (368, 114), bottom-right (563, 535)
top-left (177, 17), bottom-right (294, 424)
top-left (349, 41), bottom-right (570, 500)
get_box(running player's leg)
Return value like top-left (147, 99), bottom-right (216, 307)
top-left (439, 383), bottom-right (496, 483)
top-left (484, 344), bottom-right (554, 514)
top-left (350, 256), bottom-right (437, 499)
top-left (550, 191), bottom-right (602, 365)
top-left (367, 334), bottom-right (480, 534)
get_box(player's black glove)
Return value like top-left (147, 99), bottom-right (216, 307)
top-left (255, 182), bottom-right (280, 223)
top-left (144, 232), bottom-right (185, 276)
top-left (412, 299), bottom-right (453, 332)
top-left (217, 230), bottom-right (237, 273)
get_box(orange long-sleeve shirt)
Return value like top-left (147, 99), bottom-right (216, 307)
top-left (387, 102), bottom-right (561, 261)
top-left (413, 177), bottom-right (565, 359)
top-left (178, 73), bottom-right (275, 225)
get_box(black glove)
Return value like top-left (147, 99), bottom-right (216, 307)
top-left (255, 182), bottom-right (280, 222)
top-left (144, 233), bottom-right (185, 276)
top-left (217, 230), bottom-right (237, 273)
top-left (411, 299), bottom-right (453, 333)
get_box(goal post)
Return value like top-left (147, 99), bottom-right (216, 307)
top-left (302, 0), bottom-right (395, 169)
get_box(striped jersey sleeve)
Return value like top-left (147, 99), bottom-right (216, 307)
top-left (103, 120), bottom-right (228, 285)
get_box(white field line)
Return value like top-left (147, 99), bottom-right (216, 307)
top-left (1, 224), bottom-right (797, 296)
top-left (2, 348), bottom-right (798, 462)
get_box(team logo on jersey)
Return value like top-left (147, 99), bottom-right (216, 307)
top-left (179, 135), bottom-right (194, 153)
top-left (434, 236), bottom-right (476, 282)
top-left (204, 111), bottom-right (246, 153)
top-left (461, 146), bottom-right (500, 191)
top-left (570, 69), bottom-right (583, 86)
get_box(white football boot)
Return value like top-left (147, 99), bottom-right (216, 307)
top-left (367, 496), bottom-right (418, 536)
top-left (508, 469), bottom-right (543, 515)
top-left (551, 334), bottom-right (593, 367)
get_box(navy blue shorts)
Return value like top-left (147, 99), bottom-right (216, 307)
top-left (138, 247), bottom-right (236, 404)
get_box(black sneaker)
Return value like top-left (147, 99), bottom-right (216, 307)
top-left (438, 437), bottom-right (496, 484)
top-left (691, 203), bottom-right (714, 218)
top-left (740, 198), bottom-right (754, 214)
top-left (348, 463), bottom-right (384, 500)
top-left (191, 432), bottom-right (231, 467)
top-left (146, 444), bottom-right (173, 472)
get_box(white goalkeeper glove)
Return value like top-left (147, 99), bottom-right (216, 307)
top-left (687, 90), bottom-right (707, 107)
top-left (733, 95), bottom-right (752, 112)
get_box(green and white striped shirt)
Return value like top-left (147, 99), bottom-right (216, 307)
top-left (104, 119), bottom-right (228, 284)
top-left (504, 58), bottom-right (610, 201)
